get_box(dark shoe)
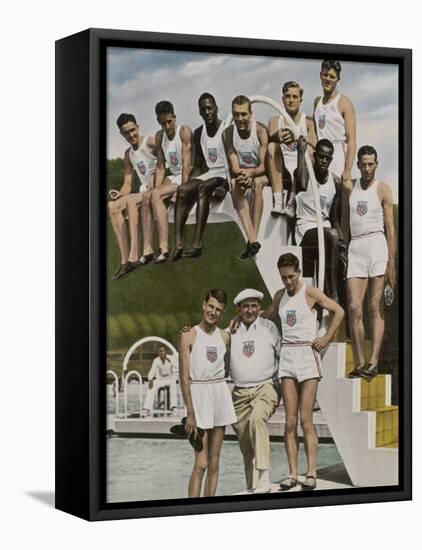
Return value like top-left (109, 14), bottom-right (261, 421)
top-left (301, 475), bottom-right (317, 491)
top-left (181, 417), bottom-right (204, 452)
top-left (349, 365), bottom-right (366, 378)
top-left (249, 241), bottom-right (261, 258)
top-left (183, 247), bottom-right (202, 259)
top-left (139, 253), bottom-right (154, 265)
top-left (238, 242), bottom-right (250, 260)
top-left (154, 249), bottom-right (169, 264)
top-left (113, 263), bottom-right (135, 280)
top-left (361, 363), bottom-right (379, 378)
top-left (171, 247), bottom-right (184, 261)
top-left (279, 476), bottom-right (298, 490)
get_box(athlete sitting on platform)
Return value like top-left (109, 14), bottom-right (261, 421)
top-left (223, 95), bottom-right (269, 259)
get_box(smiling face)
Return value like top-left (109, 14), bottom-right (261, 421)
top-left (202, 296), bottom-right (225, 326)
top-left (232, 102), bottom-right (252, 133)
top-left (282, 86), bottom-right (302, 117)
top-left (320, 67), bottom-right (339, 95)
top-left (199, 97), bottom-right (218, 126)
top-left (279, 265), bottom-right (301, 295)
top-left (120, 120), bottom-right (140, 148)
top-left (158, 112), bottom-right (177, 139)
top-left (237, 298), bottom-right (260, 327)
top-left (357, 154), bottom-right (378, 183)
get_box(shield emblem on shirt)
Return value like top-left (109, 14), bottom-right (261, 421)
top-left (243, 340), bottom-right (255, 358)
top-left (239, 151), bottom-right (254, 165)
top-left (356, 201), bottom-right (368, 216)
top-left (169, 151), bottom-right (179, 167)
top-left (318, 114), bottom-right (326, 129)
top-left (208, 148), bottom-right (218, 163)
top-left (136, 160), bottom-right (146, 176)
top-left (206, 346), bottom-right (218, 363)
top-left (320, 195), bottom-right (328, 210)
top-left (286, 310), bottom-right (297, 327)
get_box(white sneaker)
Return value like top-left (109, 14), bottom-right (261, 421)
top-left (283, 195), bottom-right (296, 218)
top-left (271, 202), bottom-right (284, 216)
top-left (253, 470), bottom-right (272, 494)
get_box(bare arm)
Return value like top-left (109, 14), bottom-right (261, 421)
top-left (109, 149), bottom-right (133, 200)
top-left (260, 289), bottom-right (284, 322)
top-left (190, 126), bottom-right (206, 179)
top-left (340, 95), bottom-right (357, 181)
top-left (380, 182), bottom-right (397, 288)
top-left (330, 175), bottom-right (344, 240)
top-left (306, 116), bottom-right (317, 151)
top-left (178, 330), bottom-right (197, 436)
top-left (222, 126), bottom-right (242, 178)
top-left (153, 130), bottom-right (166, 188)
top-left (180, 125), bottom-right (193, 184)
top-left (295, 136), bottom-right (309, 194)
top-left (307, 287), bottom-right (344, 350)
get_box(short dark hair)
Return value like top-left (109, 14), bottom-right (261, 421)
top-left (282, 81), bottom-right (304, 99)
top-left (205, 288), bottom-right (227, 306)
top-left (316, 139), bottom-right (334, 155)
top-left (321, 60), bottom-right (342, 78)
top-left (358, 145), bottom-right (378, 162)
top-left (277, 253), bottom-right (300, 271)
top-left (155, 100), bottom-right (175, 117)
top-left (232, 95), bottom-right (252, 112)
top-left (116, 113), bottom-right (137, 129)
top-left (198, 92), bottom-right (216, 107)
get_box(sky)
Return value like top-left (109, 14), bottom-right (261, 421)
top-left (107, 47), bottom-right (399, 201)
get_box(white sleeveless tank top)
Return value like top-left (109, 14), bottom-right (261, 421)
top-left (279, 284), bottom-right (317, 343)
top-left (314, 94), bottom-right (346, 144)
top-left (189, 325), bottom-right (226, 381)
top-left (296, 171), bottom-right (336, 223)
top-left (233, 121), bottom-right (260, 168)
top-left (129, 137), bottom-right (157, 191)
top-left (200, 121), bottom-right (227, 176)
top-left (350, 179), bottom-right (384, 238)
top-left (162, 125), bottom-right (183, 176)
top-left (278, 113), bottom-right (308, 167)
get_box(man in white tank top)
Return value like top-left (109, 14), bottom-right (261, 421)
top-left (171, 93), bottom-right (229, 261)
top-left (108, 113), bottom-right (157, 280)
top-left (152, 101), bottom-right (193, 263)
top-left (223, 95), bottom-right (269, 259)
top-left (230, 289), bottom-right (281, 493)
top-left (314, 60), bottom-right (356, 191)
top-left (178, 289), bottom-right (236, 497)
top-left (267, 81), bottom-right (317, 217)
top-left (261, 253), bottom-right (344, 490)
top-left (295, 137), bottom-right (345, 302)
top-left (344, 146), bottom-right (396, 379)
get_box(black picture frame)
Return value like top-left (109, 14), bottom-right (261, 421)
top-left (55, 27), bottom-right (412, 521)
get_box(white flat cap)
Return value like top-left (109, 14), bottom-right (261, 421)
top-left (234, 288), bottom-right (264, 305)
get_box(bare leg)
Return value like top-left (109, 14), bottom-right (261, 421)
top-left (204, 427), bottom-right (225, 497)
top-left (251, 176), bottom-right (269, 235)
top-left (367, 275), bottom-right (385, 366)
top-left (188, 431), bottom-right (209, 498)
top-left (299, 379), bottom-right (319, 478)
top-left (232, 180), bottom-right (257, 243)
top-left (266, 142), bottom-right (284, 195)
top-left (151, 181), bottom-right (178, 253)
top-left (193, 178), bottom-right (226, 248)
top-left (281, 378), bottom-right (300, 479)
top-left (126, 193), bottom-right (144, 262)
top-left (140, 191), bottom-right (154, 256)
top-left (323, 227), bottom-right (339, 302)
top-left (108, 197), bottom-right (130, 265)
top-left (174, 181), bottom-right (198, 250)
top-left (347, 277), bottom-right (369, 368)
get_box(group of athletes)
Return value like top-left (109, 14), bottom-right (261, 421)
top-left (108, 59), bottom-right (397, 495)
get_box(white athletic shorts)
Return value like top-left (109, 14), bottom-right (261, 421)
top-left (295, 219), bottom-right (332, 246)
top-left (166, 174), bottom-right (182, 186)
top-left (278, 344), bottom-right (322, 383)
top-left (347, 232), bottom-right (388, 279)
top-left (329, 142), bottom-right (346, 179)
top-left (190, 380), bottom-right (237, 429)
top-left (196, 168), bottom-right (228, 181)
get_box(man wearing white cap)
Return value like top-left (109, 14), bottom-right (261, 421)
top-left (230, 288), bottom-right (281, 494)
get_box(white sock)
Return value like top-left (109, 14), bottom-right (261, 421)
top-left (258, 469), bottom-right (270, 483)
top-left (273, 192), bottom-right (282, 206)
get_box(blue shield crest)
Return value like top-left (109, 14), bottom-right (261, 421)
top-left (318, 114), bottom-right (326, 129)
top-left (137, 160), bottom-right (146, 176)
top-left (208, 148), bottom-right (218, 163)
top-left (243, 340), bottom-right (255, 358)
top-left (169, 151), bottom-right (179, 167)
top-left (320, 195), bottom-right (328, 210)
top-left (239, 151), bottom-right (255, 165)
top-left (356, 201), bottom-right (368, 216)
top-left (206, 346), bottom-right (218, 363)
top-left (286, 310), bottom-right (297, 327)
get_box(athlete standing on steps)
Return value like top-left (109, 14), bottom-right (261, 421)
top-left (344, 146), bottom-right (396, 379)
top-left (261, 253), bottom-right (344, 491)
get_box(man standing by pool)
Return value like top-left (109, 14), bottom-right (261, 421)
top-left (261, 253), bottom-right (344, 490)
top-left (230, 289), bottom-right (281, 494)
top-left (178, 289), bottom-right (237, 497)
